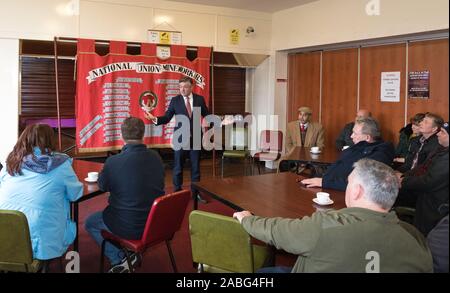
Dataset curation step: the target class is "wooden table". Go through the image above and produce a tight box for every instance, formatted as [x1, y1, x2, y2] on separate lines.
[72, 159, 105, 251]
[280, 147, 341, 175]
[283, 146, 341, 165]
[193, 172, 346, 219]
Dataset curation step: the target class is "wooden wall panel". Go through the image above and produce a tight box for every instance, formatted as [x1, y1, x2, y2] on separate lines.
[359, 44, 407, 144]
[20, 57, 75, 118]
[407, 39, 449, 121]
[213, 67, 246, 115]
[287, 52, 321, 123]
[321, 49, 358, 149]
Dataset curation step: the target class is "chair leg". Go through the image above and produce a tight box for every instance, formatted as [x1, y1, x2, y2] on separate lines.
[40, 260, 49, 273]
[197, 263, 204, 273]
[123, 249, 134, 273]
[100, 240, 106, 273]
[58, 256, 64, 272]
[257, 160, 261, 174]
[251, 157, 254, 175]
[221, 156, 224, 178]
[244, 157, 247, 176]
[166, 240, 178, 273]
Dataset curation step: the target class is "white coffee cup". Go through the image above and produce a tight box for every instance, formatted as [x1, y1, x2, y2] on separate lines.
[311, 146, 320, 153]
[87, 172, 99, 181]
[316, 192, 330, 204]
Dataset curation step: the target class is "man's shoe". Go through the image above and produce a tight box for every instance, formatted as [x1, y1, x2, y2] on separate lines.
[108, 252, 141, 273]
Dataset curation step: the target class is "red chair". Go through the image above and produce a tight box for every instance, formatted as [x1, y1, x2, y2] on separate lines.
[253, 130, 283, 174]
[99, 190, 191, 273]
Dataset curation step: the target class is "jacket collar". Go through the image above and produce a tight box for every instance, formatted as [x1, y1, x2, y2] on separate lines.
[340, 207, 399, 222]
[122, 143, 147, 152]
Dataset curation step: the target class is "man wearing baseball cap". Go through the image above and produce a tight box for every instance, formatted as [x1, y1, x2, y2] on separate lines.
[285, 106, 325, 154]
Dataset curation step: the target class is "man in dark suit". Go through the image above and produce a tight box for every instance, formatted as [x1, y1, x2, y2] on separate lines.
[145, 77, 209, 203]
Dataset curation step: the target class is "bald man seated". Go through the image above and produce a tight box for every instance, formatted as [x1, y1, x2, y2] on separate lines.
[335, 109, 371, 151]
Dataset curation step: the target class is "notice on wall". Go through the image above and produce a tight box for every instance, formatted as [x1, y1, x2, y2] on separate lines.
[408, 70, 430, 99]
[230, 29, 240, 45]
[148, 30, 182, 45]
[380, 71, 401, 102]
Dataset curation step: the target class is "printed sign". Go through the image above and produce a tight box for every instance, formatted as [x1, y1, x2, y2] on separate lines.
[230, 29, 239, 45]
[380, 71, 401, 102]
[408, 70, 430, 99]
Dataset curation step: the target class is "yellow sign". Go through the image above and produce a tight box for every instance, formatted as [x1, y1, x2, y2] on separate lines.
[230, 29, 239, 45]
[159, 32, 170, 44]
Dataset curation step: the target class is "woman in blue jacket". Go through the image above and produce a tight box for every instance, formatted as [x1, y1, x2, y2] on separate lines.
[0, 124, 83, 260]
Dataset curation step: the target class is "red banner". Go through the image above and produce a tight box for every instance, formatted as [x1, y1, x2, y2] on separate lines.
[75, 39, 211, 152]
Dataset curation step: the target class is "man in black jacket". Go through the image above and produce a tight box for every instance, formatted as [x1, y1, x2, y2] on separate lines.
[302, 117, 395, 191]
[335, 109, 371, 151]
[397, 122, 449, 236]
[397, 113, 442, 173]
[85, 117, 165, 272]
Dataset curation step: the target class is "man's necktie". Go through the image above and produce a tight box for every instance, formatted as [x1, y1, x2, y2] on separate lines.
[300, 124, 306, 146]
[185, 96, 192, 118]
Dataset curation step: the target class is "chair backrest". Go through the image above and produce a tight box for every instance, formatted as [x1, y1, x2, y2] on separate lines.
[0, 210, 34, 267]
[224, 126, 249, 150]
[189, 210, 257, 273]
[140, 190, 191, 247]
[260, 130, 283, 152]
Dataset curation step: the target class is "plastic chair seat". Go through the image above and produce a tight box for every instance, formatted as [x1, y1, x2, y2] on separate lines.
[223, 150, 249, 158]
[201, 245, 270, 273]
[0, 259, 43, 273]
[252, 130, 283, 174]
[253, 151, 281, 161]
[101, 231, 147, 253]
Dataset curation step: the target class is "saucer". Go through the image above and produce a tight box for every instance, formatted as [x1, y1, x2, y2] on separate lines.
[312, 198, 334, 205]
[84, 177, 97, 183]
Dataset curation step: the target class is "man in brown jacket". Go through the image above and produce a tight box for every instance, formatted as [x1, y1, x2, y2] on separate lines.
[285, 106, 325, 154]
[234, 158, 433, 273]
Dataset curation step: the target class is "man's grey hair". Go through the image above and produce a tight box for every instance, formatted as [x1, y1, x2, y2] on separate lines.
[355, 117, 381, 140]
[352, 158, 399, 210]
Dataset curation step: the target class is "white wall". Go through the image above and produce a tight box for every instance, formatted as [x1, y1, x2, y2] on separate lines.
[79, 1, 154, 42]
[0, 38, 19, 163]
[271, 0, 449, 50]
[0, 0, 272, 53]
[0, 0, 79, 39]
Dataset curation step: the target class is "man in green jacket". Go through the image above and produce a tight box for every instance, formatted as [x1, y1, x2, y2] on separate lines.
[234, 158, 433, 273]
